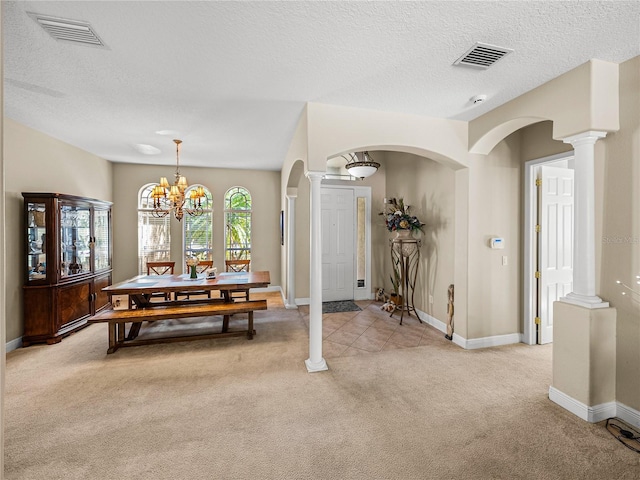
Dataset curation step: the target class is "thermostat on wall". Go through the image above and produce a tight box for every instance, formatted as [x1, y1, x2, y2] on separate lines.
[490, 237, 504, 249]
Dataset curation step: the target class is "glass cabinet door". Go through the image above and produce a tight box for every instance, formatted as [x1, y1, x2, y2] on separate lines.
[93, 208, 111, 271]
[60, 203, 91, 278]
[26, 202, 47, 282]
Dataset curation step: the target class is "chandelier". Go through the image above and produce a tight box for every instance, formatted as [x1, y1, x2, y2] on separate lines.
[151, 139, 205, 221]
[342, 151, 380, 179]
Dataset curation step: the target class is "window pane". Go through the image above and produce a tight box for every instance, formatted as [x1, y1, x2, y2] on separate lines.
[138, 184, 170, 274]
[224, 187, 251, 261]
[184, 185, 213, 267]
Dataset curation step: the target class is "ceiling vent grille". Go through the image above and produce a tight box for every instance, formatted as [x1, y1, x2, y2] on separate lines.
[28, 12, 106, 48]
[454, 42, 513, 69]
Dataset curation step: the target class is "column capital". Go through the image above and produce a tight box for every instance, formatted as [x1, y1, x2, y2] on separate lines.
[305, 171, 325, 182]
[562, 130, 607, 147]
[286, 187, 298, 199]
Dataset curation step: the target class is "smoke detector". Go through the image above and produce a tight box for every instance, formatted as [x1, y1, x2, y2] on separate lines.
[470, 94, 487, 105]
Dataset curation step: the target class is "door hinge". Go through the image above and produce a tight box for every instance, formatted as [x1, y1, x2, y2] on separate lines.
[535, 178, 542, 187]
[535, 224, 541, 233]
[535, 271, 541, 279]
[535, 317, 541, 325]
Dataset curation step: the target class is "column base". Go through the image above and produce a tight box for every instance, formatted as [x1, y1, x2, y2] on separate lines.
[560, 292, 609, 309]
[305, 357, 328, 373]
[284, 301, 298, 310]
[552, 302, 616, 410]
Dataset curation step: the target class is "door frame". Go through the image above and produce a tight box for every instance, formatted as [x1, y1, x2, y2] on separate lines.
[320, 181, 372, 301]
[523, 152, 573, 345]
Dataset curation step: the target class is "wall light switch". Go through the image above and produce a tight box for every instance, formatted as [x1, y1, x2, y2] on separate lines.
[502, 256, 508, 266]
[429, 294, 434, 304]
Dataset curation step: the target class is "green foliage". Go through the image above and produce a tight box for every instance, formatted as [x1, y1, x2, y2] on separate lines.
[225, 187, 251, 260]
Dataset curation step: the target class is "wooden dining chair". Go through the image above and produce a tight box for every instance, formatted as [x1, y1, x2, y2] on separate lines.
[225, 259, 251, 301]
[175, 261, 214, 300]
[225, 259, 250, 273]
[146, 261, 175, 275]
[146, 261, 175, 300]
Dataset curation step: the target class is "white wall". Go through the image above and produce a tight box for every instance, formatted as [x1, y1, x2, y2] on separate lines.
[466, 134, 522, 338]
[384, 152, 456, 321]
[111, 163, 282, 286]
[3, 119, 113, 342]
[600, 56, 640, 412]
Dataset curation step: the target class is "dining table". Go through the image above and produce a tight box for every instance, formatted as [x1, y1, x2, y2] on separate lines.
[102, 270, 271, 308]
[89, 271, 271, 353]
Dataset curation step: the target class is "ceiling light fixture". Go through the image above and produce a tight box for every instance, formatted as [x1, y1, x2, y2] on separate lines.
[150, 139, 205, 221]
[342, 151, 380, 179]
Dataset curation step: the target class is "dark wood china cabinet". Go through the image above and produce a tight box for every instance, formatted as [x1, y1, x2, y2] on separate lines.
[22, 193, 113, 346]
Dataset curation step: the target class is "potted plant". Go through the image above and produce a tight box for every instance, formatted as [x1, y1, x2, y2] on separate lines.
[379, 197, 424, 239]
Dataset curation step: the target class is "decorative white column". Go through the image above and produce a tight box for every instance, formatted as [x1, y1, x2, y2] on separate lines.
[285, 190, 297, 309]
[305, 171, 328, 372]
[560, 131, 609, 309]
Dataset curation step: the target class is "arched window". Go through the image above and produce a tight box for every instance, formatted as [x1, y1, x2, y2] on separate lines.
[138, 183, 170, 274]
[224, 186, 251, 260]
[183, 184, 213, 267]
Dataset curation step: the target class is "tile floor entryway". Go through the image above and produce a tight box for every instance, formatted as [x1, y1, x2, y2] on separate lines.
[299, 300, 446, 358]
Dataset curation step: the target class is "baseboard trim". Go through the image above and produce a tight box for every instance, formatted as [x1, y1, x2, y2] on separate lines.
[424, 329, 522, 351]
[295, 297, 310, 306]
[549, 386, 617, 423]
[415, 308, 447, 334]
[6, 336, 22, 353]
[252, 285, 282, 293]
[617, 402, 640, 428]
[453, 332, 521, 350]
[452, 333, 466, 348]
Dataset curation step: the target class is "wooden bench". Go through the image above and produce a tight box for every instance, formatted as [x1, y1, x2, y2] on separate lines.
[89, 300, 267, 354]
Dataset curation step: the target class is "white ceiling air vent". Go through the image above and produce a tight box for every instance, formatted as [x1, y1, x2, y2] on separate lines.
[453, 42, 513, 69]
[28, 12, 106, 48]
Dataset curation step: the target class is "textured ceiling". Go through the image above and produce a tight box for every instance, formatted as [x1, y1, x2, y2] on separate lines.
[4, 1, 640, 170]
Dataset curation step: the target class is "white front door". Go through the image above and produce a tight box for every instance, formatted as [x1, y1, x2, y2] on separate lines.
[321, 187, 354, 301]
[537, 165, 574, 344]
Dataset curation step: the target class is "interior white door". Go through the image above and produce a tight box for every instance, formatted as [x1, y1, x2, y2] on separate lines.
[321, 188, 354, 301]
[537, 165, 574, 344]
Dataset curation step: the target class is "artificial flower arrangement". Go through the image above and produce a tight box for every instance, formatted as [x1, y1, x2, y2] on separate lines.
[379, 197, 424, 232]
[186, 255, 199, 279]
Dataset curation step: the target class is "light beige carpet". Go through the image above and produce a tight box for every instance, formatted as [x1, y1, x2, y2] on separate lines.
[5, 294, 639, 479]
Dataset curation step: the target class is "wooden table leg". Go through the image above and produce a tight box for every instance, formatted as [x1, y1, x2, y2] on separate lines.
[127, 322, 142, 340]
[117, 322, 125, 343]
[247, 311, 254, 340]
[222, 314, 230, 333]
[107, 323, 118, 354]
